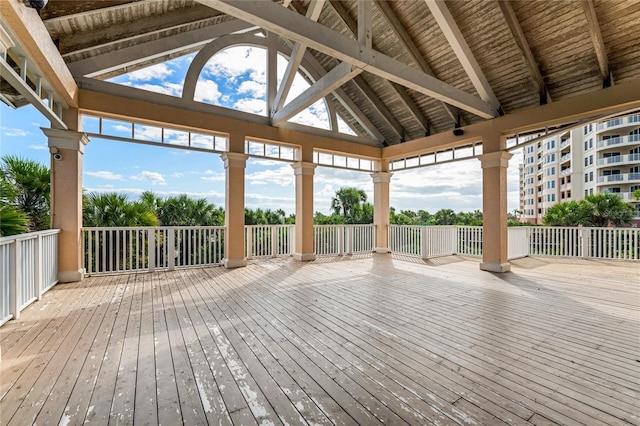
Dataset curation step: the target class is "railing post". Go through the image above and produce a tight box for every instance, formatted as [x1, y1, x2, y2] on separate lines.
[12, 239, 21, 320]
[346, 226, 353, 255]
[246, 227, 253, 259]
[290, 226, 296, 255]
[36, 234, 43, 301]
[580, 226, 589, 259]
[167, 228, 175, 271]
[337, 226, 344, 255]
[272, 226, 278, 258]
[148, 229, 155, 273]
[421, 226, 429, 260]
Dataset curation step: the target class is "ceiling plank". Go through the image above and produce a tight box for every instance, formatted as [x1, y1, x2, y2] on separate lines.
[272, 0, 325, 115]
[273, 62, 362, 125]
[424, 0, 501, 112]
[581, 0, 611, 87]
[195, 0, 497, 119]
[66, 19, 254, 78]
[374, 0, 462, 126]
[353, 75, 405, 140]
[497, 0, 551, 104]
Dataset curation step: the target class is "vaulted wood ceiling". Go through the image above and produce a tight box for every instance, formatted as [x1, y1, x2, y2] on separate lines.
[31, 0, 640, 146]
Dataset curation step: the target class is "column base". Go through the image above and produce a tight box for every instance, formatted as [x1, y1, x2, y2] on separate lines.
[480, 262, 511, 273]
[374, 247, 391, 254]
[293, 252, 316, 261]
[223, 258, 247, 269]
[58, 268, 85, 283]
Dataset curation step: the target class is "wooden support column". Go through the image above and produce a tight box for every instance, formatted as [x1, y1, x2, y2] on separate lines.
[291, 161, 316, 261]
[478, 150, 513, 273]
[371, 169, 393, 253]
[222, 133, 248, 268]
[42, 127, 89, 282]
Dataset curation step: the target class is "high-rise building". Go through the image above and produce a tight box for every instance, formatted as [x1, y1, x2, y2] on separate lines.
[520, 113, 640, 225]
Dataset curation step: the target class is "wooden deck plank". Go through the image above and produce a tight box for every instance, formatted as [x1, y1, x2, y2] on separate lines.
[0, 255, 637, 426]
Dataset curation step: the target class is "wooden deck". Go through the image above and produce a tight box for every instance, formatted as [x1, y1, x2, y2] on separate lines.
[1, 255, 638, 425]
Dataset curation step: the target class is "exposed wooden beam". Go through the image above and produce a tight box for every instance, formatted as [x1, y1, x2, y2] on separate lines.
[66, 19, 255, 78]
[266, 32, 278, 115]
[581, 0, 611, 87]
[374, 0, 462, 126]
[1, 0, 77, 107]
[42, 0, 157, 26]
[272, 62, 362, 125]
[328, 0, 431, 136]
[357, 0, 372, 49]
[425, 0, 501, 112]
[195, 0, 497, 119]
[272, 0, 325, 115]
[498, 0, 551, 104]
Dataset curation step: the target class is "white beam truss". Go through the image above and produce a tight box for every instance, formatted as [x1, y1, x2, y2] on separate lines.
[195, 0, 497, 119]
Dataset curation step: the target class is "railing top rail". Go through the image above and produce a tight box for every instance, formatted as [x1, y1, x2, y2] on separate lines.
[245, 224, 295, 229]
[82, 226, 226, 231]
[0, 229, 61, 244]
[314, 224, 375, 228]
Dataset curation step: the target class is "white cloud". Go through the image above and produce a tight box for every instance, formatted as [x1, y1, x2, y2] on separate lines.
[204, 46, 267, 84]
[121, 81, 182, 97]
[237, 80, 265, 98]
[28, 144, 47, 150]
[86, 171, 124, 180]
[126, 63, 174, 82]
[130, 171, 167, 185]
[233, 98, 266, 116]
[246, 165, 294, 187]
[194, 78, 222, 103]
[171, 172, 183, 178]
[2, 127, 28, 137]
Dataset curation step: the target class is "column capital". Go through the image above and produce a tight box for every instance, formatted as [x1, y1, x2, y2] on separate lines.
[370, 171, 393, 183]
[478, 151, 513, 169]
[221, 152, 249, 169]
[291, 161, 316, 175]
[42, 128, 89, 153]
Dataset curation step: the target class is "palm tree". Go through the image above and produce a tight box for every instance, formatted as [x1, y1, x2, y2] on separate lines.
[331, 187, 371, 223]
[83, 193, 158, 227]
[584, 193, 635, 227]
[0, 155, 50, 231]
[0, 177, 28, 236]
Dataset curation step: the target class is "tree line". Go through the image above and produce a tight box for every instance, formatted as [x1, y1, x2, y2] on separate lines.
[2, 156, 637, 236]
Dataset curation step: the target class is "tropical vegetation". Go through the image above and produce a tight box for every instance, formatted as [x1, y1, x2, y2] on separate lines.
[1, 156, 50, 236]
[542, 193, 635, 227]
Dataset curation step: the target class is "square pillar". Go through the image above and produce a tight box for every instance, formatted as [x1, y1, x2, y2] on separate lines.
[291, 162, 316, 261]
[371, 171, 393, 253]
[221, 151, 248, 268]
[478, 151, 513, 273]
[42, 128, 90, 283]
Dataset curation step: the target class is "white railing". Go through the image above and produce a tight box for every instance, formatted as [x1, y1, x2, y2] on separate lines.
[246, 225, 295, 258]
[83, 226, 225, 275]
[314, 224, 375, 256]
[388, 225, 640, 261]
[0, 230, 60, 325]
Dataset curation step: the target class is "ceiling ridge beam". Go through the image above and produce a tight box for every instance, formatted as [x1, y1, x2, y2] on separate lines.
[425, 0, 502, 112]
[581, 0, 611, 87]
[272, 0, 325, 116]
[374, 0, 462, 127]
[195, 0, 497, 119]
[498, 0, 551, 105]
[272, 62, 362, 125]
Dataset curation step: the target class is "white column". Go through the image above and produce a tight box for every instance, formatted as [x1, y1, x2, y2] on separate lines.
[42, 128, 90, 282]
[291, 161, 316, 261]
[371, 171, 393, 253]
[478, 151, 513, 273]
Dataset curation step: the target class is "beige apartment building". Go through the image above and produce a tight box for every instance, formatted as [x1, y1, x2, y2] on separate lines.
[520, 113, 640, 224]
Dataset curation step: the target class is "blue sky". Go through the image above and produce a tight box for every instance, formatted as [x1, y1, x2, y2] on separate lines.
[0, 45, 523, 215]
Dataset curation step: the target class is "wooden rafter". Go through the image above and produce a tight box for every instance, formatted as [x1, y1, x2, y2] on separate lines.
[581, 0, 611, 87]
[498, 0, 551, 104]
[425, 0, 502, 113]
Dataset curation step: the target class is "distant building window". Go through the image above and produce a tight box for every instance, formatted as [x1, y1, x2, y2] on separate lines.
[585, 173, 589, 183]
